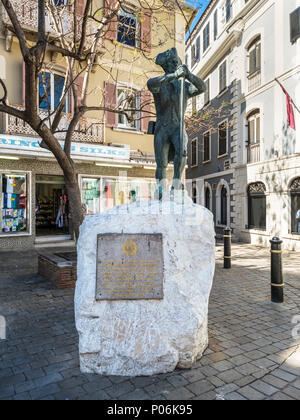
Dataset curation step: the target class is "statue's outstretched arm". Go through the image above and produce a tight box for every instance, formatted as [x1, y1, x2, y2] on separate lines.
[147, 68, 182, 93]
[186, 72, 206, 98]
[147, 74, 176, 93]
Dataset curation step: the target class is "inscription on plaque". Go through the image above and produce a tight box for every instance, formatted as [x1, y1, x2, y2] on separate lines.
[96, 234, 164, 300]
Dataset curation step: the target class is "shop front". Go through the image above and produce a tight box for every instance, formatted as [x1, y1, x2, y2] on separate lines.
[0, 134, 157, 250]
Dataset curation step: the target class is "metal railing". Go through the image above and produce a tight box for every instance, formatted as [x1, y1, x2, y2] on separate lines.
[247, 142, 260, 163]
[3, 106, 104, 143]
[2, 0, 101, 49]
[248, 71, 261, 92]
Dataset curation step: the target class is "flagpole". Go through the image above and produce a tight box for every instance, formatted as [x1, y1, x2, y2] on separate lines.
[275, 78, 300, 115]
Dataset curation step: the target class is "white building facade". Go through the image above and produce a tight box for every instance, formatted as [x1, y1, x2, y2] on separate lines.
[186, 0, 300, 250]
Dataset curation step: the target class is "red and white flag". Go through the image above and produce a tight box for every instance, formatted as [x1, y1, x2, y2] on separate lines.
[276, 79, 296, 130]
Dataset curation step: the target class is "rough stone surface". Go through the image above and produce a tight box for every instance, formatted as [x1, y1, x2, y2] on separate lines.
[75, 196, 215, 376]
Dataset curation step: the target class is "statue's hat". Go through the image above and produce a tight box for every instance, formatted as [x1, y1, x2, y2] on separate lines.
[155, 48, 182, 68]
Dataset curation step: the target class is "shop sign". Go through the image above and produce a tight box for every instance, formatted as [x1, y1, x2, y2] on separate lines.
[0, 135, 130, 161]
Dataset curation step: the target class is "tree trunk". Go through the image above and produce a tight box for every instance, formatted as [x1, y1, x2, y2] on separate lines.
[63, 168, 84, 241]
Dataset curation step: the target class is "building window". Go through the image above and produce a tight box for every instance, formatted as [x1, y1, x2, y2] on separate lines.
[117, 87, 140, 130]
[291, 178, 300, 234]
[1, 173, 28, 235]
[39, 72, 69, 113]
[214, 9, 218, 40]
[226, 0, 232, 23]
[203, 22, 210, 52]
[205, 185, 211, 210]
[204, 78, 210, 105]
[220, 185, 228, 225]
[203, 131, 210, 163]
[54, 0, 66, 6]
[290, 7, 300, 44]
[248, 36, 261, 91]
[191, 138, 198, 167]
[247, 110, 260, 145]
[248, 182, 266, 230]
[219, 60, 227, 93]
[118, 6, 138, 47]
[218, 121, 228, 157]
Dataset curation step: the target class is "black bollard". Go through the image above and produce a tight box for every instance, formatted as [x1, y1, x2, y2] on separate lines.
[223, 227, 232, 269]
[270, 237, 284, 303]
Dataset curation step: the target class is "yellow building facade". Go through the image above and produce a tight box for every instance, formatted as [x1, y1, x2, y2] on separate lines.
[0, 0, 195, 248]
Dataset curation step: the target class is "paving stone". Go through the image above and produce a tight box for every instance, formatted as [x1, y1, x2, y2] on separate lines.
[237, 386, 266, 400]
[30, 383, 61, 400]
[212, 360, 235, 372]
[270, 392, 294, 401]
[186, 380, 214, 396]
[272, 369, 297, 382]
[165, 387, 195, 400]
[181, 368, 205, 383]
[281, 386, 300, 399]
[250, 380, 278, 396]
[225, 392, 247, 400]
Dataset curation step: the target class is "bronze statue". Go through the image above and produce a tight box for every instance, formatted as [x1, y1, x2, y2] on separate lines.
[147, 48, 206, 196]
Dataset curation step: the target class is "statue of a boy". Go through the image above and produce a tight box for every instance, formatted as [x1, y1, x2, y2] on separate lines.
[147, 48, 206, 192]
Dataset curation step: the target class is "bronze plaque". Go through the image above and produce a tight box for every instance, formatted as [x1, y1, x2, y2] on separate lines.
[96, 234, 164, 301]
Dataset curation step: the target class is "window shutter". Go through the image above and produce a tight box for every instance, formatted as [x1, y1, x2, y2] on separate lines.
[196, 36, 200, 61]
[290, 7, 300, 43]
[140, 8, 152, 52]
[214, 9, 218, 40]
[104, 0, 119, 41]
[256, 43, 261, 70]
[141, 90, 152, 133]
[76, 0, 85, 16]
[249, 48, 256, 74]
[104, 82, 117, 128]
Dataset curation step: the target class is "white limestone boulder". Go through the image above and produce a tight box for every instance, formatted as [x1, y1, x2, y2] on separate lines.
[75, 195, 215, 376]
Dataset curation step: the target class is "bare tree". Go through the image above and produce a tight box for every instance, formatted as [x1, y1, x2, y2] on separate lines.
[0, 0, 191, 239]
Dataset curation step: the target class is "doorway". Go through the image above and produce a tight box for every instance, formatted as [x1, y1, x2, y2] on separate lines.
[36, 175, 70, 237]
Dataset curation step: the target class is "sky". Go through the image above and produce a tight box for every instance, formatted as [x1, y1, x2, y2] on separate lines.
[186, 0, 211, 40]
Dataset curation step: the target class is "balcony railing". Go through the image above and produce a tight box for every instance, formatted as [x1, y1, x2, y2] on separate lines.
[3, 106, 104, 143]
[247, 142, 260, 163]
[248, 71, 261, 92]
[2, 0, 101, 49]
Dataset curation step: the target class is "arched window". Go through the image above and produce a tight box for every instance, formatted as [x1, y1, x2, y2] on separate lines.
[205, 186, 211, 210]
[220, 186, 227, 226]
[248, 182, 266, 230]
[290, 178, 300, 234]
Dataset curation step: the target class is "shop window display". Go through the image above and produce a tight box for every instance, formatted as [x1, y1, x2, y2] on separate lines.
[81, 176, 156, 215]
[1, 173, 27, 234]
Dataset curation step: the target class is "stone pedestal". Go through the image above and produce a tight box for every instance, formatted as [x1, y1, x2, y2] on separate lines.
[75, 196, 215, 376]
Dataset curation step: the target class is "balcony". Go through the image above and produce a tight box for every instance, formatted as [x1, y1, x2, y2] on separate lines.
[2, 106, 104, 143]
[248, 71, 261, 93]
[247, 142, 260, 163]
[2, 0, 101, 50]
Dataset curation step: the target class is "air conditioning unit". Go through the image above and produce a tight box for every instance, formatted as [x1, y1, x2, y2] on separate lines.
[224, 160, 231, 170]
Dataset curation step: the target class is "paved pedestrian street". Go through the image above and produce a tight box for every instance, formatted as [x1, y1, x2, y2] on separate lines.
[0, 244, 299, 401]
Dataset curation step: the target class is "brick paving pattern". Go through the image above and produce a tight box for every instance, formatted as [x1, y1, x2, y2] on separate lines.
[0, 244, 299, 400]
